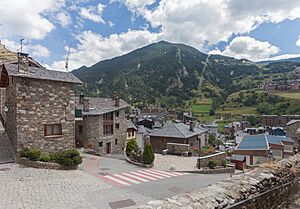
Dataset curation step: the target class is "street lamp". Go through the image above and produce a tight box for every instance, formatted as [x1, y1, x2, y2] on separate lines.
[198, 134, 201, 169]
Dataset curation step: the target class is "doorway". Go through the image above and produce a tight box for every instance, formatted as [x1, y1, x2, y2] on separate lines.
[106, 142, 111, 154]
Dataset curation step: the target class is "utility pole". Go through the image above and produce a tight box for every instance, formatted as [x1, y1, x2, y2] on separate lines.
[198, 134, 201, 169]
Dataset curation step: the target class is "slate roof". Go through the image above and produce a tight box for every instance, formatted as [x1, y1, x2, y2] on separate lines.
[148, 122, 207, 139]
[75, 97, 130, 116]
[127, 120, 137, 130]
[236, 134, 294, 150]
[3, 64, 82, 84]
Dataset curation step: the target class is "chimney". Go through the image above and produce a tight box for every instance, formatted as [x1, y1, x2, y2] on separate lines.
[79, 94, 84, 104]
[112, 91, 117, 100]
[115, 96, 120, 107]
[83, 99, 89, 112]
[17, 52, 29, 73]
[190, 121, 195, 132]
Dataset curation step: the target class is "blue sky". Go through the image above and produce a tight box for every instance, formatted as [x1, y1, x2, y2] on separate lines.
[0, 0, 300, 71]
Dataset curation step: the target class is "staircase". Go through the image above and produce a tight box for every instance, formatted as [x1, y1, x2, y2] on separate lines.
[0, 121, 15, 164]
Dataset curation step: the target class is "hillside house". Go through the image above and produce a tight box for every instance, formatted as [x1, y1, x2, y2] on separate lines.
[233, 135, 294, 166]
[75, 95, 129, 155]
[0, 52, 82, 155]
[148, 122, 208, 154]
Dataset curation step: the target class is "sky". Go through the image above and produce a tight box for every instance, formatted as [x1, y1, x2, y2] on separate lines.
[0, 0, 300, 71]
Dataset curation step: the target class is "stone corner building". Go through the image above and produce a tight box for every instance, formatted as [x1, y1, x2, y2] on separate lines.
[0, 52, 82, 155]
[75, 95, 129, 155]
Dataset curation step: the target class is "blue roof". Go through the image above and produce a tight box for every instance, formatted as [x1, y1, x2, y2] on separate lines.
[236, 135, 268, 150]
[236, 134, 294, 151]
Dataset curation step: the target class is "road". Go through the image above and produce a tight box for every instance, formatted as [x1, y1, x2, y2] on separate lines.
[79, 154, 230, 209]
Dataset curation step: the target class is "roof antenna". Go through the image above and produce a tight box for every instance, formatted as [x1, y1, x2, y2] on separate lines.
[20, 38, 24, 53]
[65, 43, 71, 72]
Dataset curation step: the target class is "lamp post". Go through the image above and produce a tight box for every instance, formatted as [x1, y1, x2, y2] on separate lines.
[198, 134, 201, 169]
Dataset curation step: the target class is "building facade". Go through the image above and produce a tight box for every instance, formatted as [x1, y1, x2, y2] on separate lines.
[286, 120, 300, 146]
[0, 53, 82, 154]
[75, 96, 129, 155]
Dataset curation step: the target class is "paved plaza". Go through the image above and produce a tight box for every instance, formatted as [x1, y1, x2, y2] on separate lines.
[0, 154, 229, 209]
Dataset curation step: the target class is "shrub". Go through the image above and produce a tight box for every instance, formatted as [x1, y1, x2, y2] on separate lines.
[143, 143, 155, 165]
[27, 148, 41, 161]
[20, 147, 30, 157]
[126, 139, 139, 158]
[54, 149, 82, 166]
[221, 159, 228, 167]
[208, 160, 217, 169]
[40, 154, 51, 162]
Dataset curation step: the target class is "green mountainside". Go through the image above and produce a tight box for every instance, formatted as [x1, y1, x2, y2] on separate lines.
[72, 41, 300, 114]
[72, 41, 263, 108]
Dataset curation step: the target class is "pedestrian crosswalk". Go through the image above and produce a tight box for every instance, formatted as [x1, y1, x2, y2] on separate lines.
[102, 169, 188, 186]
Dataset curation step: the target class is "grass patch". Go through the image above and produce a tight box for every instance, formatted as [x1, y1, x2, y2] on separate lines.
[216, 106, 258, 115]
[192, 104, 212, 113]
[270, 91, 300, 101]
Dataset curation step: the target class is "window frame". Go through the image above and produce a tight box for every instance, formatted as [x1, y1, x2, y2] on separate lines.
[44, 124, 63, 137]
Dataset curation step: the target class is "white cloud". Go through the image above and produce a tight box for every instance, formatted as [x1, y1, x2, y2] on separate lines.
[262, 54, 300, 61]
[1, 39, 50, 58]
[209, 36, 280, 61]
[297, 36, 300, 47]
[115, 0, 300, 49]
[55, 12, 71, 28]
[79, 3, 106, 23]
[50, 30, 160, 71]
[0, 0, 66, 40]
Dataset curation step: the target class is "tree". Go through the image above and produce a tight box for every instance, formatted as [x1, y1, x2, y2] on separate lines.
[143, 143, 155, 165]
[126, 139, 139, 158]
[209, 108, 215, 116]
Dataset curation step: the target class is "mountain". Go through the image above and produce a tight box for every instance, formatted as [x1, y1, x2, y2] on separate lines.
[258, 56, 300, 64]
[72, 41, 294, 108]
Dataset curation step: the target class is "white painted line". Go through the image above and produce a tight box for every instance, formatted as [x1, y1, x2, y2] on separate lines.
[137, 170, 165, 179]
[122, 173, 149, 182]
[150, 169, 178, 177]
[113, 174, 141, 184]
[145, 169, 172, 178]
[130, 171, 158, 180]
[170, 172, 186, 176]
[103, 175, 131, 186]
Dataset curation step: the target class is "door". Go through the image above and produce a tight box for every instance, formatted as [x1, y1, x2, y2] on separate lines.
[106, 142, 111, 154]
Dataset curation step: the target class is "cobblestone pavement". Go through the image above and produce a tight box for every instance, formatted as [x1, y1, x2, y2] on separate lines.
[0, 123, 14, 164]
[0, 163, 112, 209]
[153, 154, 199, 171]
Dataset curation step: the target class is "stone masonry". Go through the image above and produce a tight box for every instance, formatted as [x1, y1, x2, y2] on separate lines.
[76, 108, 127, 155]
[6, 77, 76, 154]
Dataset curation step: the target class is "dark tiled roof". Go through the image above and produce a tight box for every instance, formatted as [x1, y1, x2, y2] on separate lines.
[75, 97, 130, 116]
[149, 122, 207, 139]
[4, 64, 82, 84]
[127, 120, 137, 130]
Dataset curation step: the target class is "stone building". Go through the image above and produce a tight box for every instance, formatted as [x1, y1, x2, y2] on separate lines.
[148, 122, 208, 154]
[75, 95, 129, 155]
[261, 115, 300, 127]
[0, 53, 82, 155]
[286, 120, 300, 146]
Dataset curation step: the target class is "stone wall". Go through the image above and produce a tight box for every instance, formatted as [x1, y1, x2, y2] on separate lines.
[197, 152, 227, 168]
[139, 154, 300, 209]
[167, 143, 190, 155]
[7, 77, 76, 154]
[75, 109, 127, 155]
[286, 121, 300, 146]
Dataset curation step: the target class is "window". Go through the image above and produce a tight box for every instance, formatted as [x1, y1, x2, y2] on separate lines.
[44, 124, 62, 136]
[103, 112, 113, 121]
[115, 111, 119, 117]
[103, 125, 114, 135]
[99, 141, 103, 147]
[115, 139, 118, 145]
[115, 123, 120, 130]
[79, 125, 83, 133]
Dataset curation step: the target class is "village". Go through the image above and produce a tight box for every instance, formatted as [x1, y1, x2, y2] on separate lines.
[0, 40, 300, 209]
